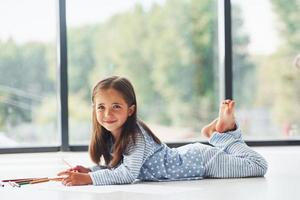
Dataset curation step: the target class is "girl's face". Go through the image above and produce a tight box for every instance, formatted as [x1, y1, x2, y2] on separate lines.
[94, 88, 135, 138]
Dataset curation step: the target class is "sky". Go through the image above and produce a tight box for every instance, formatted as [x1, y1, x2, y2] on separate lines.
[234, 0, 280, 54]
[0, 0, 165, 44]
[0, 0, 279, 55]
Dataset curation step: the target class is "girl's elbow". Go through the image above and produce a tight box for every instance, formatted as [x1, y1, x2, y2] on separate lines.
[261, 161, 268, 176]
[123, 176, 136, 184]
[257, 157, 268, 176]
[123, 171, 138, 184]
[129, 172, 139, 183]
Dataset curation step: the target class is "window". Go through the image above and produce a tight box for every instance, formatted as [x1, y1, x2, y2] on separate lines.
[67, 0, 219, 144]
[1, 0, 298, 152]
[0, 0, 58, 148]
[232, 0, 300, 140]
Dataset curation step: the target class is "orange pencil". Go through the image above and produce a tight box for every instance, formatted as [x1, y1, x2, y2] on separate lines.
[48, 177, 64, 181]
[29, 177, 64, 184]
[29, 178, 49, 184]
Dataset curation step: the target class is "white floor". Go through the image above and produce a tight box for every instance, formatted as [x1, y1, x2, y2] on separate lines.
[1, 146, 300, 200]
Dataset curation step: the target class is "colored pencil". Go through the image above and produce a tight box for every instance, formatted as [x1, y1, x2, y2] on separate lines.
[28, 177, 63, 184]
[9, 181, 20, 187]
[29, 178, 49, 184]
[15, 179, 37, 183]
[62, 158, 73, 168]
[1, 178, 40, 182]
[18, 182, 30, 186]
[62, 158, 79, 173]
[2, 177, 64, 187]
[48, 177, 64, 181]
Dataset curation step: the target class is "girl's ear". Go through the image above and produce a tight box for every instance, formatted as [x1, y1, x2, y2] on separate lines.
[128, 105, 136, 116]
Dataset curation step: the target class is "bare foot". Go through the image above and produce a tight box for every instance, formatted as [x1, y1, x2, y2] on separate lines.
[215, 99, 236, 133]
[201, 118, 218, 138]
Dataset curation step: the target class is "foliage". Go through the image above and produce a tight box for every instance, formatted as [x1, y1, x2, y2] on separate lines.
[256, 0, 300, 125]
[0, 0, 252, 143]
[0, 40, 54, 128]
[89, 0, 219, 128]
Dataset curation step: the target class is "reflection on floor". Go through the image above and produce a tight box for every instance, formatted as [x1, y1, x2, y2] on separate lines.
[1, 147, 300, 200]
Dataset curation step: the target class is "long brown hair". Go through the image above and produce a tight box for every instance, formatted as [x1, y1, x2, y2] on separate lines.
[89, 76, 161, 167]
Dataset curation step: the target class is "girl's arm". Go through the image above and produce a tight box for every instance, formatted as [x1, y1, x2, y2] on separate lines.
[89, 132, 146, 185]
[89, 165, 108, 172]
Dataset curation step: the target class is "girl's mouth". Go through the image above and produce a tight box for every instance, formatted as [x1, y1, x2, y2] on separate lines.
[104, 120, 117, 124]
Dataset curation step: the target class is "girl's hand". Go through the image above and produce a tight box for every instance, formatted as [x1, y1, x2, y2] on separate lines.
[57, 171, 93, 186]
[71, 165, 92, 173]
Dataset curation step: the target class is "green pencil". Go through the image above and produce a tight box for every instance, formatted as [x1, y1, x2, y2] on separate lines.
[18, 182, 30, 186]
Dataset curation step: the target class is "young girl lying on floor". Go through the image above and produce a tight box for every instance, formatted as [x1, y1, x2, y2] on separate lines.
[58, 76, 268, 186]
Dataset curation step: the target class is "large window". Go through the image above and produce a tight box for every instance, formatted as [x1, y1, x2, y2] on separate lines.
[67, 0, 220, 144]
[1, 0, 299, 152]
[232, 0, 300, 140]
[0, 0, 58, 148]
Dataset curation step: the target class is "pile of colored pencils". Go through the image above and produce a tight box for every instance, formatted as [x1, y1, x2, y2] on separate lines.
[1, 177, 63, 187]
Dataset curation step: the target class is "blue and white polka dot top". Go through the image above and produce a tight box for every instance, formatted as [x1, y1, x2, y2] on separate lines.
[89, 122, 205, 185]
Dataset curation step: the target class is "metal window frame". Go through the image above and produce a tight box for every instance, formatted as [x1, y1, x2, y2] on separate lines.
[57, 0, 69, 151]
[0, 0, 299, 154]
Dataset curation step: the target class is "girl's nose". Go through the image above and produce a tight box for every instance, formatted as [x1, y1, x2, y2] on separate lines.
[104, 108, 112, 117]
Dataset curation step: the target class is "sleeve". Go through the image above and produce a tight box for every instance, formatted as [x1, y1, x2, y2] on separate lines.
[89, 165, 108, 172]
[209, 121, 243, 149]
[88, 132, 146, 185]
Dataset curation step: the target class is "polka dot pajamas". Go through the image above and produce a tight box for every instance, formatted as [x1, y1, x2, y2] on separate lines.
[89, 123, 268, 185]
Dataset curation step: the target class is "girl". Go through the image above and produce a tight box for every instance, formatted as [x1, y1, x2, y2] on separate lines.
[58, 76, 268, 186]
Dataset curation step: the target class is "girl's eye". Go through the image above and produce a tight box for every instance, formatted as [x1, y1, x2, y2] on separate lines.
[112, 105, 121, 109]
[97, 105, 105, 111]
